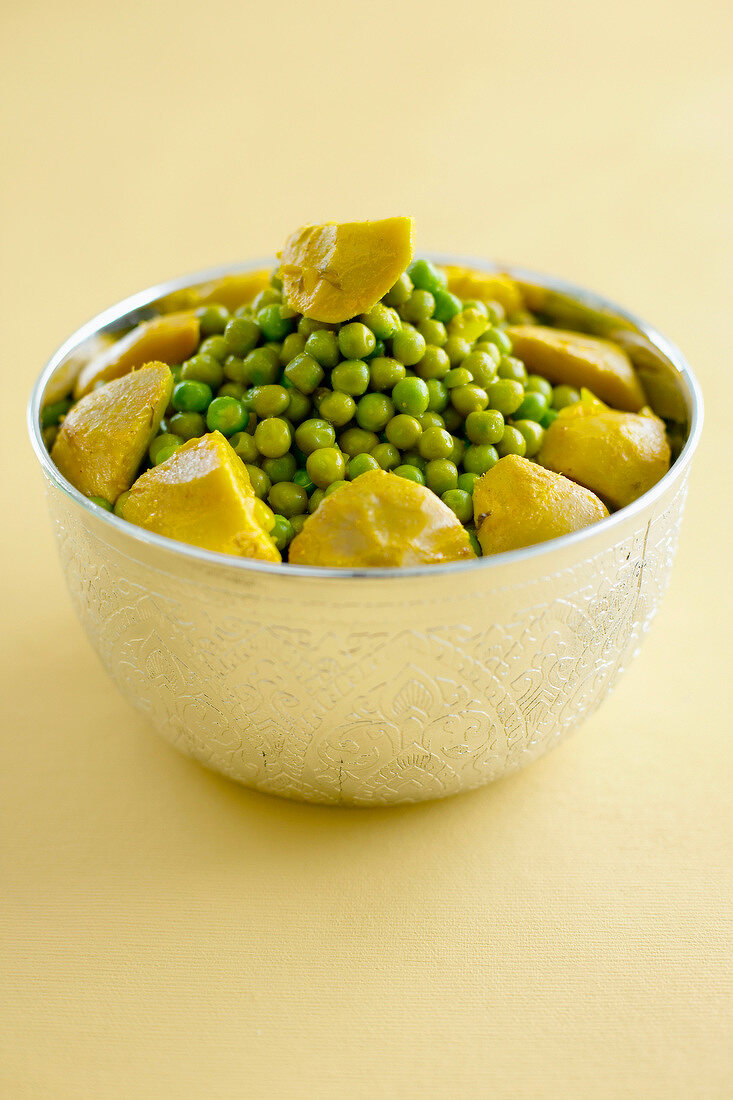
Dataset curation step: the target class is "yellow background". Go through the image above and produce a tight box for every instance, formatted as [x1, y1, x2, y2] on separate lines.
[2, 1, 731, 1096]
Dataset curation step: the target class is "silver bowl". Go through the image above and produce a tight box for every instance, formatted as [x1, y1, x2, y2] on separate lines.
[28, 258, 703, 805]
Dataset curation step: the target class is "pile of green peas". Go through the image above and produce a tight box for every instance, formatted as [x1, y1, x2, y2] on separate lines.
[144, 259, 581, 557]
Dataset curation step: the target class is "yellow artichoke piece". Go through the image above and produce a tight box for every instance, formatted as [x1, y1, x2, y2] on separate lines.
[155, 269, 272, 314]
[51, 361, 172, 503]
[118, 431, 281, 561]
[279, 218, 414, 323]
[289, 469, 475, 567]
[473, 455, 608, 555]
[74, 311, 200, 399]
[538, 399, 671, 510]
[506, 324, 646, 412]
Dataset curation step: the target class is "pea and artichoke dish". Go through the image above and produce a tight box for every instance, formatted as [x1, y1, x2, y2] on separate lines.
[42, 218, 681, 568]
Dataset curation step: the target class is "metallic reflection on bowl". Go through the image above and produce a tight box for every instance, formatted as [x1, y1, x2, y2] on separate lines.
[28, 258, 703, 805]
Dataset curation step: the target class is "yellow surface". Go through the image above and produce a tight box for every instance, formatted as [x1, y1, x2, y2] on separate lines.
[1, 1, 731, 1096]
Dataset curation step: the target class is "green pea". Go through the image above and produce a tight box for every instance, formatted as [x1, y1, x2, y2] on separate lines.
[482, 327, 513, 355]
[306, 447, 347, 488]
[199, 335, 230, 362]
[243, 346, 280, 386]
[318, 390, 357, 427]
[42, 426, 57, 450]
[465, 409, 505, 445]
[223, 355, 247, 383]
[252, 288, 281, 311]
[347, 453, 380, 479]
[254, 417, 291, 458]
[441, 489, 473, 523]
[113, 491, 130, 517]
[394, 464, 425, 485]
[451, 384, 489, 417]
[304, 329, 340, 368]
[233, 304, 254, 318]
[308, 488, 326, 513]
[552, 384, 581, 409]
[415, 345, 450, 380]
[324, 479, 349, 497]
[541, 407, 559, 428]
[442, 406, 463, 433]
[40, 397, 71, 428]
[224, 316, 260, 357]
[165, 411, 203, 441]
[262, 454, 297, 483]
[332, 359, 370, 396]
[269, 271, 283, 290]
[383, 272, 413, 306]
[256, 304, 294, 342]
[401, 450, 427, 472]
[356, 393, 394, 432]
[419, 426, 454, 460]
[284, 390, 310, 423]
[399, 289, 435, 324]
[419, 411, 445, 431]
[279, 332, 307, 365]
[512, 419, 545, 457]
[250, 385, 287, 418]
[196, 303, 230, 335]
[515, 391, 548, 422]
[289, 474, 314, 501]
[444, 367, 473, 389]
[408, 259, 447, 294]
[417, 318, 447, 347]
[230, 431, 259, 463]
[359, 302, 400, 339]
[385, 413, 422, 450]
[487, 379, 524, 416]
[339, 427, 380, 457]
[152, 443, 181, 466]
[463, 444, 499, 474]
[290, 513, 308, 536]
[245, 465, 271, 499]
[368, 356, 406, 391]
[269, 514, 294, 551]
[425, 378, 449, 413]
[497, 426, 527, 457]
[370, 442, 400, 470]
[425, 459, 458, 495]
[457, 471, 479, 493]
[461, 349, 497, 388]
[89, 495, 113, 512]
[297, 316, 332, 337]
[181, 354, 223, 388]
[206, 396, 248, 437]
[283, 352, 324, 394]
[172, 380, 213, 413]
[443, 336, 471, 367]
[218, 381, 247, 400]
[473, 341, 502, 368]
[523, 374, 553, 399]
[462, 299, 490, 318]
[268, 482, 308, 517]
[391, 325, 426, 366]
[449, 435, 465, 465]
[149, 432, 183, 464]
[432, 289, 462, 324]
[338, 322, 376, 360]
[365, 338, 386, 360]
[392, 377, 430, 417]
[497, 355, 527, 383]
[295, 418, 336, 454]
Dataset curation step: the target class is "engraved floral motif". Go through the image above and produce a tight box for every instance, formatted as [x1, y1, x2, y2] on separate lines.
[45, 475, 688, 805]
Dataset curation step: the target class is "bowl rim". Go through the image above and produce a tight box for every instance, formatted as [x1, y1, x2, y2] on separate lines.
[28, 254, 704, 581]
